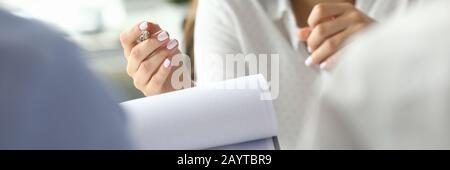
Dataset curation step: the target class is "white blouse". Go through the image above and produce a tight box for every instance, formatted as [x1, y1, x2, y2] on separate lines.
[194, 0, 421, 149]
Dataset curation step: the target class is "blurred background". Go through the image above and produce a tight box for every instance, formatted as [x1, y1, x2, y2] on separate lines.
[0, 0, 191, 101]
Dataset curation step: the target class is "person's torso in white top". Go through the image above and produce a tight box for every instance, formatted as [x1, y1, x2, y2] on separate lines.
[194, 0, 422, 149]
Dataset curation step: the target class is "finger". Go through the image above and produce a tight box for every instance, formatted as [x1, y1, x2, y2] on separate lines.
[307, 13, 352, 51]
[126, 31, 170, 77]
[298, 27, 312, 41]
[319, 50, 343, 70]
[133, 39, 178, 91]
[305, 27, 354, 67]
[308, 2, 353, 27]
[145, 58, 174, 95]
[120, 21, 162, 57]
[144, 40, 179, 95]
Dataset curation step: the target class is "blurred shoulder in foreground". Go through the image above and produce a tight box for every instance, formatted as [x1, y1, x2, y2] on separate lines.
[0, 10, 131, 149]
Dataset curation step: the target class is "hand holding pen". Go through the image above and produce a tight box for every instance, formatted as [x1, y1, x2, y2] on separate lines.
[120, 21, 180, 96]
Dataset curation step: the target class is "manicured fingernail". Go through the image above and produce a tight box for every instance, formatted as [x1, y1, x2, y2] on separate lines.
[307, 47, 313, 53]
[157, 31, 168, 41]
[320, 62, 327, 70]
[305, 56, 313, 66]
[163, 58, 171, 68]
[167, 39, 178, 49]
[139, 21, 148, 31]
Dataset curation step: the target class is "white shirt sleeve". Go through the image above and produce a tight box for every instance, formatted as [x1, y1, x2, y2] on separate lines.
[194, 0, 242, 84]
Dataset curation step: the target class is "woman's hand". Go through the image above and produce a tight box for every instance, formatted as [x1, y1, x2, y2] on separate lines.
[120, 21, 180, 96]
[299, 3, 375, 69]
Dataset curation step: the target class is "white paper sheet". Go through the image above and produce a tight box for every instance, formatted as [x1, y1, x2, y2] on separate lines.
[120, 74, 278, 150]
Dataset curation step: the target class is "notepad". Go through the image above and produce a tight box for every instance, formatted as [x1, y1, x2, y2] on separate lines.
[120, 74, 278, 150]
